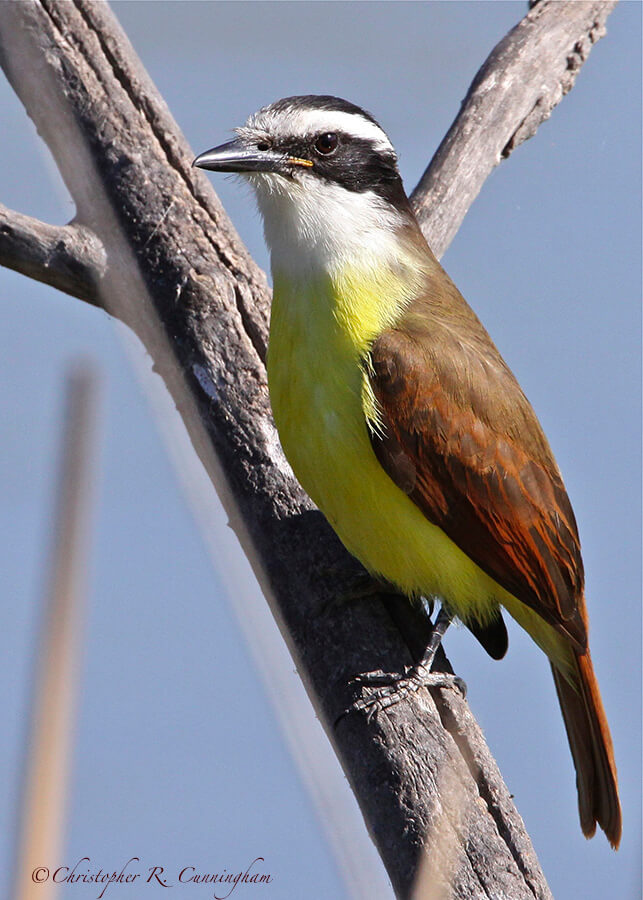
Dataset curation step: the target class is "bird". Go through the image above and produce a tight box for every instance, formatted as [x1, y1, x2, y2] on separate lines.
[194, 94, 621, 847]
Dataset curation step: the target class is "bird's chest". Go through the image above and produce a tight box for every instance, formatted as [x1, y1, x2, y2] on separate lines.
[266, 274, 373, 510]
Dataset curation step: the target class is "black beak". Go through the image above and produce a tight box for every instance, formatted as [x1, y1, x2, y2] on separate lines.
[193, 137, 288, 174]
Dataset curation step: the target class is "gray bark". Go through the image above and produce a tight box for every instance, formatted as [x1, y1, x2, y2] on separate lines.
[0, 1, 615, 897]
[411, 0, 617, 259]
[0, 203, 106, 305]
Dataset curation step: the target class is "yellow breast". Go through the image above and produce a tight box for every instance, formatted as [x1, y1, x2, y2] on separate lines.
[267, 262, 406, 522]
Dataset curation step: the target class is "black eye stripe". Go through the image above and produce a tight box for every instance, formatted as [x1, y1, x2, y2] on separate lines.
[276, 134, 404, 206]
[282, 133, 393, 162]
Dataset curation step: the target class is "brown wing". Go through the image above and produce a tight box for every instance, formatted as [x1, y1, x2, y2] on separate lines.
[367, 292, 587, 651]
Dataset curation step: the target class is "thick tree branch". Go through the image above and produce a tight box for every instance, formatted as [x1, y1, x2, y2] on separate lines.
[0, 1, 616, 897]
[412, 0, 617, 259]
[0, 204, 106, 305]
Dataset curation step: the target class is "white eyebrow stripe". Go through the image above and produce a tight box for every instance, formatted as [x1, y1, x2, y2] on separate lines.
[247, 107, 395, 155]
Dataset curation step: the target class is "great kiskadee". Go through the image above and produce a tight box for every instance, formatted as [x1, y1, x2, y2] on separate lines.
[194, 95, 621, 847]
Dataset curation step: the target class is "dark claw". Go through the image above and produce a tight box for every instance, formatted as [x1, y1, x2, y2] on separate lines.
[334, 603, 464, 727]
[335, 666, 467, 727]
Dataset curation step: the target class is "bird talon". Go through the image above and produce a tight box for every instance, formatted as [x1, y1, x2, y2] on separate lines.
[340, 665, 467, 724]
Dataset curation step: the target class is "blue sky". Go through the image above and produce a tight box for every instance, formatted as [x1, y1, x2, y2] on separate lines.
[1, 3, 640, 899]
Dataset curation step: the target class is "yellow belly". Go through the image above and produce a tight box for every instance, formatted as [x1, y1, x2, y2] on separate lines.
[266, 267, 573, 673]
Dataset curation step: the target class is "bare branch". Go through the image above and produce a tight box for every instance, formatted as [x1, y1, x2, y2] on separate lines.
[0, 204, 106, 305]
[412, 0, 617, 259]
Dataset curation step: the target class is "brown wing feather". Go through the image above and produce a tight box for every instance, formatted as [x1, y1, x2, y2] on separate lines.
[368, 292, 587, 650]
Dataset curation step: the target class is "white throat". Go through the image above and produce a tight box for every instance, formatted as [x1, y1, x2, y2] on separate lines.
[247, 172, 405, 281]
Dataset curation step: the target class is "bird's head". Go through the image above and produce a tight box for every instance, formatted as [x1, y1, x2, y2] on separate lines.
[194, 95, 419, 275]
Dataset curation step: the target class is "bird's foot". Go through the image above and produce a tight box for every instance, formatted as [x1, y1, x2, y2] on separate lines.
[339, 663, 467, 724]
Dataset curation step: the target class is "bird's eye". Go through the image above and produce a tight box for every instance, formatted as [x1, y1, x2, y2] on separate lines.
[257, 140, 272, 151]
[314, 133, 339, 156]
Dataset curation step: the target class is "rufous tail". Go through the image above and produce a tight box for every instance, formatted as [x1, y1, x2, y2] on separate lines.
[552, 648, 622, 848]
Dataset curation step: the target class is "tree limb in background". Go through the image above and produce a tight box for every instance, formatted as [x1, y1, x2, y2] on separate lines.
[0, 203, 106, 305]
[411, 0, 617, 258]
[0, 1, 615, 897]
